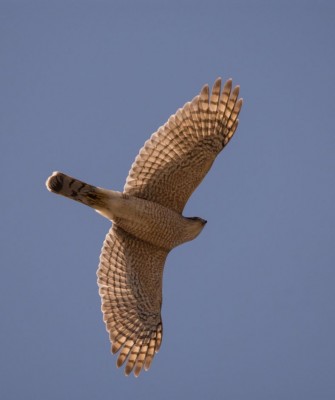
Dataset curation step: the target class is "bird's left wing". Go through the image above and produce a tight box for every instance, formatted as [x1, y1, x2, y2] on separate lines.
[124, 78, 243, 213]
[97, 225, 167, 377]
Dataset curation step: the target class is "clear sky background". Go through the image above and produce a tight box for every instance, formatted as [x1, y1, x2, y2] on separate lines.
[1, 1, 335, 399]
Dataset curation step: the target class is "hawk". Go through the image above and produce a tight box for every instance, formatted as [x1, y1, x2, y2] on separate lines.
[46, 77, 243, 376]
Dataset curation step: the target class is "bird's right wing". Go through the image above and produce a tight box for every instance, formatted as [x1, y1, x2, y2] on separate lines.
[124, 78, 243, 213]
[97, 225, 168, 377]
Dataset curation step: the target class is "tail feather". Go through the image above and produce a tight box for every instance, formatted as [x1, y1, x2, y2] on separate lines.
[46, 171, 109, 210]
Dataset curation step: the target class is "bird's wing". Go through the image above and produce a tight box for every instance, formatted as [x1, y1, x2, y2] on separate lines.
[124, 78, 243, 213]
[97, 225, 168, 377]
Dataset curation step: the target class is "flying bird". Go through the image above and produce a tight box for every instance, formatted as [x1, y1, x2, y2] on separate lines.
[46, 77, 243, 376]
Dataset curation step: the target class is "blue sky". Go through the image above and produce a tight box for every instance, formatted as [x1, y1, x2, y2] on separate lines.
[1, 1, 335, 399]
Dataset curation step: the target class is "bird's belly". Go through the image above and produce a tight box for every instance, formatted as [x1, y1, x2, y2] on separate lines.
[112, 196, 186, 250]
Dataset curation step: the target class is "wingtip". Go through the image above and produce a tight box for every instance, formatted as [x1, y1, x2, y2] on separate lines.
[232, 85, 240, 97]
[200, 83, 210, 94]
[116, 357, 124, 369]
[124, 365, 132, 376]
[224, 78, 233, 90]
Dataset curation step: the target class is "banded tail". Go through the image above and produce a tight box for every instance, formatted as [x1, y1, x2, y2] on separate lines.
[46, 171, 111, 211]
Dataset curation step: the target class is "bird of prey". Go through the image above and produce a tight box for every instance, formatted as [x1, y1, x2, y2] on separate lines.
[46, 77, 243, 377]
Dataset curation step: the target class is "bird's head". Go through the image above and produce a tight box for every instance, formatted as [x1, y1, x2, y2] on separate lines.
[187, 216, 207, 226]
[183, 216, 207, 242]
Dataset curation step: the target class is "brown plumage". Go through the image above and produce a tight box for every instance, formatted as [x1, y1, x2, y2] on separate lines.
[46, 77, 243, 376]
